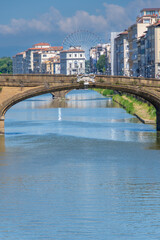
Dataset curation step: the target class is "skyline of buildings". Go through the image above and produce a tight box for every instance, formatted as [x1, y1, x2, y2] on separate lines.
[13, 7, 160, 78]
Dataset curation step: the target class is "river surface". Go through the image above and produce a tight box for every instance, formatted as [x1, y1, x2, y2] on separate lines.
[0, 90, 160, 240]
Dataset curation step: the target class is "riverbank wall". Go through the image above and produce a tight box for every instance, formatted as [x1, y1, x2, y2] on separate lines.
[95, 89, 156, 124]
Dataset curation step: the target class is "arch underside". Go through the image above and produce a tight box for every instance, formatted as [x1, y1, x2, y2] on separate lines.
[1, 83, 160, 117]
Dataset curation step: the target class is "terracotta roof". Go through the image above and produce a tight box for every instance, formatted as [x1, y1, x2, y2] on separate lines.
[33, 43, 50, 47]
[48, 47, 63, 50]
[16, 52, 25, 56]
[61, 49, 85, 53]
[28, 46, 63, 51]
[119, 31, 128, 35]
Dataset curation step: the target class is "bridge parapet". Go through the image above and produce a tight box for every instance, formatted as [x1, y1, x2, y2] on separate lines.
[95, 75, 160, 88]
[0, 74, 160, 88]
[0, 74, 77, 87]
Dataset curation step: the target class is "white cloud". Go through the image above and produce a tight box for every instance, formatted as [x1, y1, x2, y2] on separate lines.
[0, 1, 159, 38]
[58, 10, 108, 33]
[0, 7, 62, 35]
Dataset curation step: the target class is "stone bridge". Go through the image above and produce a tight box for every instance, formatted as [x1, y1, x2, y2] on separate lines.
[1, 74, 160, 134]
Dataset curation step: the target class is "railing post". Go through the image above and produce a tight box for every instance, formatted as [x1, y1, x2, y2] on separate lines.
[0, 116, 5, 134]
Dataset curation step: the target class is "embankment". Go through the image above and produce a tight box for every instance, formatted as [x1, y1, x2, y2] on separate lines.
[95, 89, 156, 124]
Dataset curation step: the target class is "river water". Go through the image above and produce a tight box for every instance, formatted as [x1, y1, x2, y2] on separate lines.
[0, 90, 160, 240]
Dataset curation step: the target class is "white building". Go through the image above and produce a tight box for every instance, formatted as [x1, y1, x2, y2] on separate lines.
[60, 47, 85, 75]
[110, 32, 120, 75]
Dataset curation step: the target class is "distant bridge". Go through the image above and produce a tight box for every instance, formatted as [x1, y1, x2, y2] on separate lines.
[1, 74, 160, 134]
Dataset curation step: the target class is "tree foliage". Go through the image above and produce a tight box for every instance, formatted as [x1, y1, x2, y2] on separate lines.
[97, 55, 106, 73]
[0, 57, 13, 74]
[85, 60, 90, 74]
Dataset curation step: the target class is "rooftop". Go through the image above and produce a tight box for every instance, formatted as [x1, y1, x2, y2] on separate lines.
[16, 52, 25, 56]
[61, 49, 85, 53]
[28, 46, 63, 51]
[141, 8, 160, 12]
[147, 21, 160, 28]
[32, 43, 51, 47]
[119, 31, 128, 35]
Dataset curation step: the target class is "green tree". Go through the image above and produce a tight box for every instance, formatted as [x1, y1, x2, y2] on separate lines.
[85, 60, 90, 74]
[0, 57, 13, 74]
[97, 55, 106, 73]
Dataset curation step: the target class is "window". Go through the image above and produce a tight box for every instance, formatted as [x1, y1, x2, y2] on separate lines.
[80, 63, 83, 68]
[74, 61, 78, 68]
[143, 19, 150, 23]
[75, 54, 77, 57]
[69, 63, 72, 68]
[69, 54, 72, 57]
[43, 54, 47, 57]
[80, 54, 82, 57]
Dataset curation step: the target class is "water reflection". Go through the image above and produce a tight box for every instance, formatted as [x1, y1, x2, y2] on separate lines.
[147, 132, 160, 150]
[36, 90, 118, 109]
[1, 90, 160, 239]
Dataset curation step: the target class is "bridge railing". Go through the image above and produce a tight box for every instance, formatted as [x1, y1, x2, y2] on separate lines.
[0, 74, 160, 88]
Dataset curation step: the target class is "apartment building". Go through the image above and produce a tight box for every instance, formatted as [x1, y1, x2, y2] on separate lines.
[128, 9, 159, 76]
[137, 34, 146, 77]
[13, 43, 63, 74]
[41, 56, 60, 74]
[60, 47, 85, 75]
[144, 22, 160, 78]
[115, 31, 129, 76]
[13, 52, 26, 74]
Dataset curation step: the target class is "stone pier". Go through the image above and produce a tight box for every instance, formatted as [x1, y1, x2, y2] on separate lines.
[52, 90, 70, 99]
[0, 135, 5, 152]
[0, 117, 5, 135]
[156, 109, 160, 131]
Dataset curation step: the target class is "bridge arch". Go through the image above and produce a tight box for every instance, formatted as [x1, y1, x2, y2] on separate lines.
[1, 81, 160, 133]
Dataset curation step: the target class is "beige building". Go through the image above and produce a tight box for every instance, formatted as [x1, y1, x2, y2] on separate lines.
[41, 56, 60, 74]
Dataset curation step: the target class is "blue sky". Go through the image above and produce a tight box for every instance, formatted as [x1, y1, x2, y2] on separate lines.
[0, 0, 159, 57]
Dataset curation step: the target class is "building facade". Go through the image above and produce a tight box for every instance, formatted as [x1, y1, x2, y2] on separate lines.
[115, 31, 129, 76]
[41, 56, 60, 74]
[144, 22, 160, 78]
[60, 47, 85, 75]
[13, 52, 26, 74]
[110, 32, 120, 75]
[128, 9, 159, 76]
[13, 43, 63, 74]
